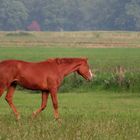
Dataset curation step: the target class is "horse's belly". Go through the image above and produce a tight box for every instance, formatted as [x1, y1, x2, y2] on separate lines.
[17, 77, 48, 90]
[20, 82, 46, 90]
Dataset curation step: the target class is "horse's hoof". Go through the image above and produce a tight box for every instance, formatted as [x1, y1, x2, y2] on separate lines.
[32, 112, 37, 119]
[16, 115, 21, 121]
[56, 118, 62, 126]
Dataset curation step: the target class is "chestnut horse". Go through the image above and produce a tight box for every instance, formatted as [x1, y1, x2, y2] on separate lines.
[0, 58, 93, 120]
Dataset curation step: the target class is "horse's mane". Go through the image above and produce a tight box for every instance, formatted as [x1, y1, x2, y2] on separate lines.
[47, 58, 87, 65]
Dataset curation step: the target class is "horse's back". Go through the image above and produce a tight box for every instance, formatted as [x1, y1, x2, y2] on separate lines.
[0, 59, 27, 73]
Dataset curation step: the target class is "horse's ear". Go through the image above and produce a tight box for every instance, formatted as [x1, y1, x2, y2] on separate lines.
[82, 57, 88, 61]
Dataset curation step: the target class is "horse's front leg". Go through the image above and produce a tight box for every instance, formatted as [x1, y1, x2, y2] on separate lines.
[32, 91, 49, 117]
[50, 89, 59, 120]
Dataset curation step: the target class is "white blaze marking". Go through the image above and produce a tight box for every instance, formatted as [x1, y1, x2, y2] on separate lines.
[89, 69, 93, 78]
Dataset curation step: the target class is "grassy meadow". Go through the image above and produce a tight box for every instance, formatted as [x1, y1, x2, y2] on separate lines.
[1, 91, 140, 140]
[0, 31, 140, 139]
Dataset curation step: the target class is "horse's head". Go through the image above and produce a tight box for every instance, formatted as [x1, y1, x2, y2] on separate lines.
[77, 58, 94, 81]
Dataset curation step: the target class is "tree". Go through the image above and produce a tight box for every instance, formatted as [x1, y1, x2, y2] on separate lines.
[0, 0, 28, 30]
[125, 0, 140, 30]
[27, 20, 41, 31]
[42, 0, 68, 31]
[0, 0, 139, 31]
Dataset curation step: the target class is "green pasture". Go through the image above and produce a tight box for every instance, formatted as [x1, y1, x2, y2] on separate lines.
[0, 47, 140, 70]
[0, 91, 140, 140]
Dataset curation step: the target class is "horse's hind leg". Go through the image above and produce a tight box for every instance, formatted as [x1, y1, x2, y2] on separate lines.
[50, 89, 59, 120]
[5, 83, 20, 120]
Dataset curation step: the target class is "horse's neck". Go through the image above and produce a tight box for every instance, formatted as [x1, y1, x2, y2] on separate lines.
[58, 61, 81, 77]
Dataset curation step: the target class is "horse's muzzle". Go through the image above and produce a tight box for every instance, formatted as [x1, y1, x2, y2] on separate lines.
[88, 71, 96, 81]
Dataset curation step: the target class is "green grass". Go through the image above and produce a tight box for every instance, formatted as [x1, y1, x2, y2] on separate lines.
[0, 91, 140, 140]
[0, 47, 140, 71]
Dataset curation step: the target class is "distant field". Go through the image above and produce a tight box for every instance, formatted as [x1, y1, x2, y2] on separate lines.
[0, 31, 140, 48]
[0, 47, 140, 71]
[0, 91, 140, 140]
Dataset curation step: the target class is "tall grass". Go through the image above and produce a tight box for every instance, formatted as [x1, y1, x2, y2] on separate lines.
[60, 72, 140, 93]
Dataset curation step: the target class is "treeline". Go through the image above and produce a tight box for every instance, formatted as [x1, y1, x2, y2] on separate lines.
[0, 0, 140, 31]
